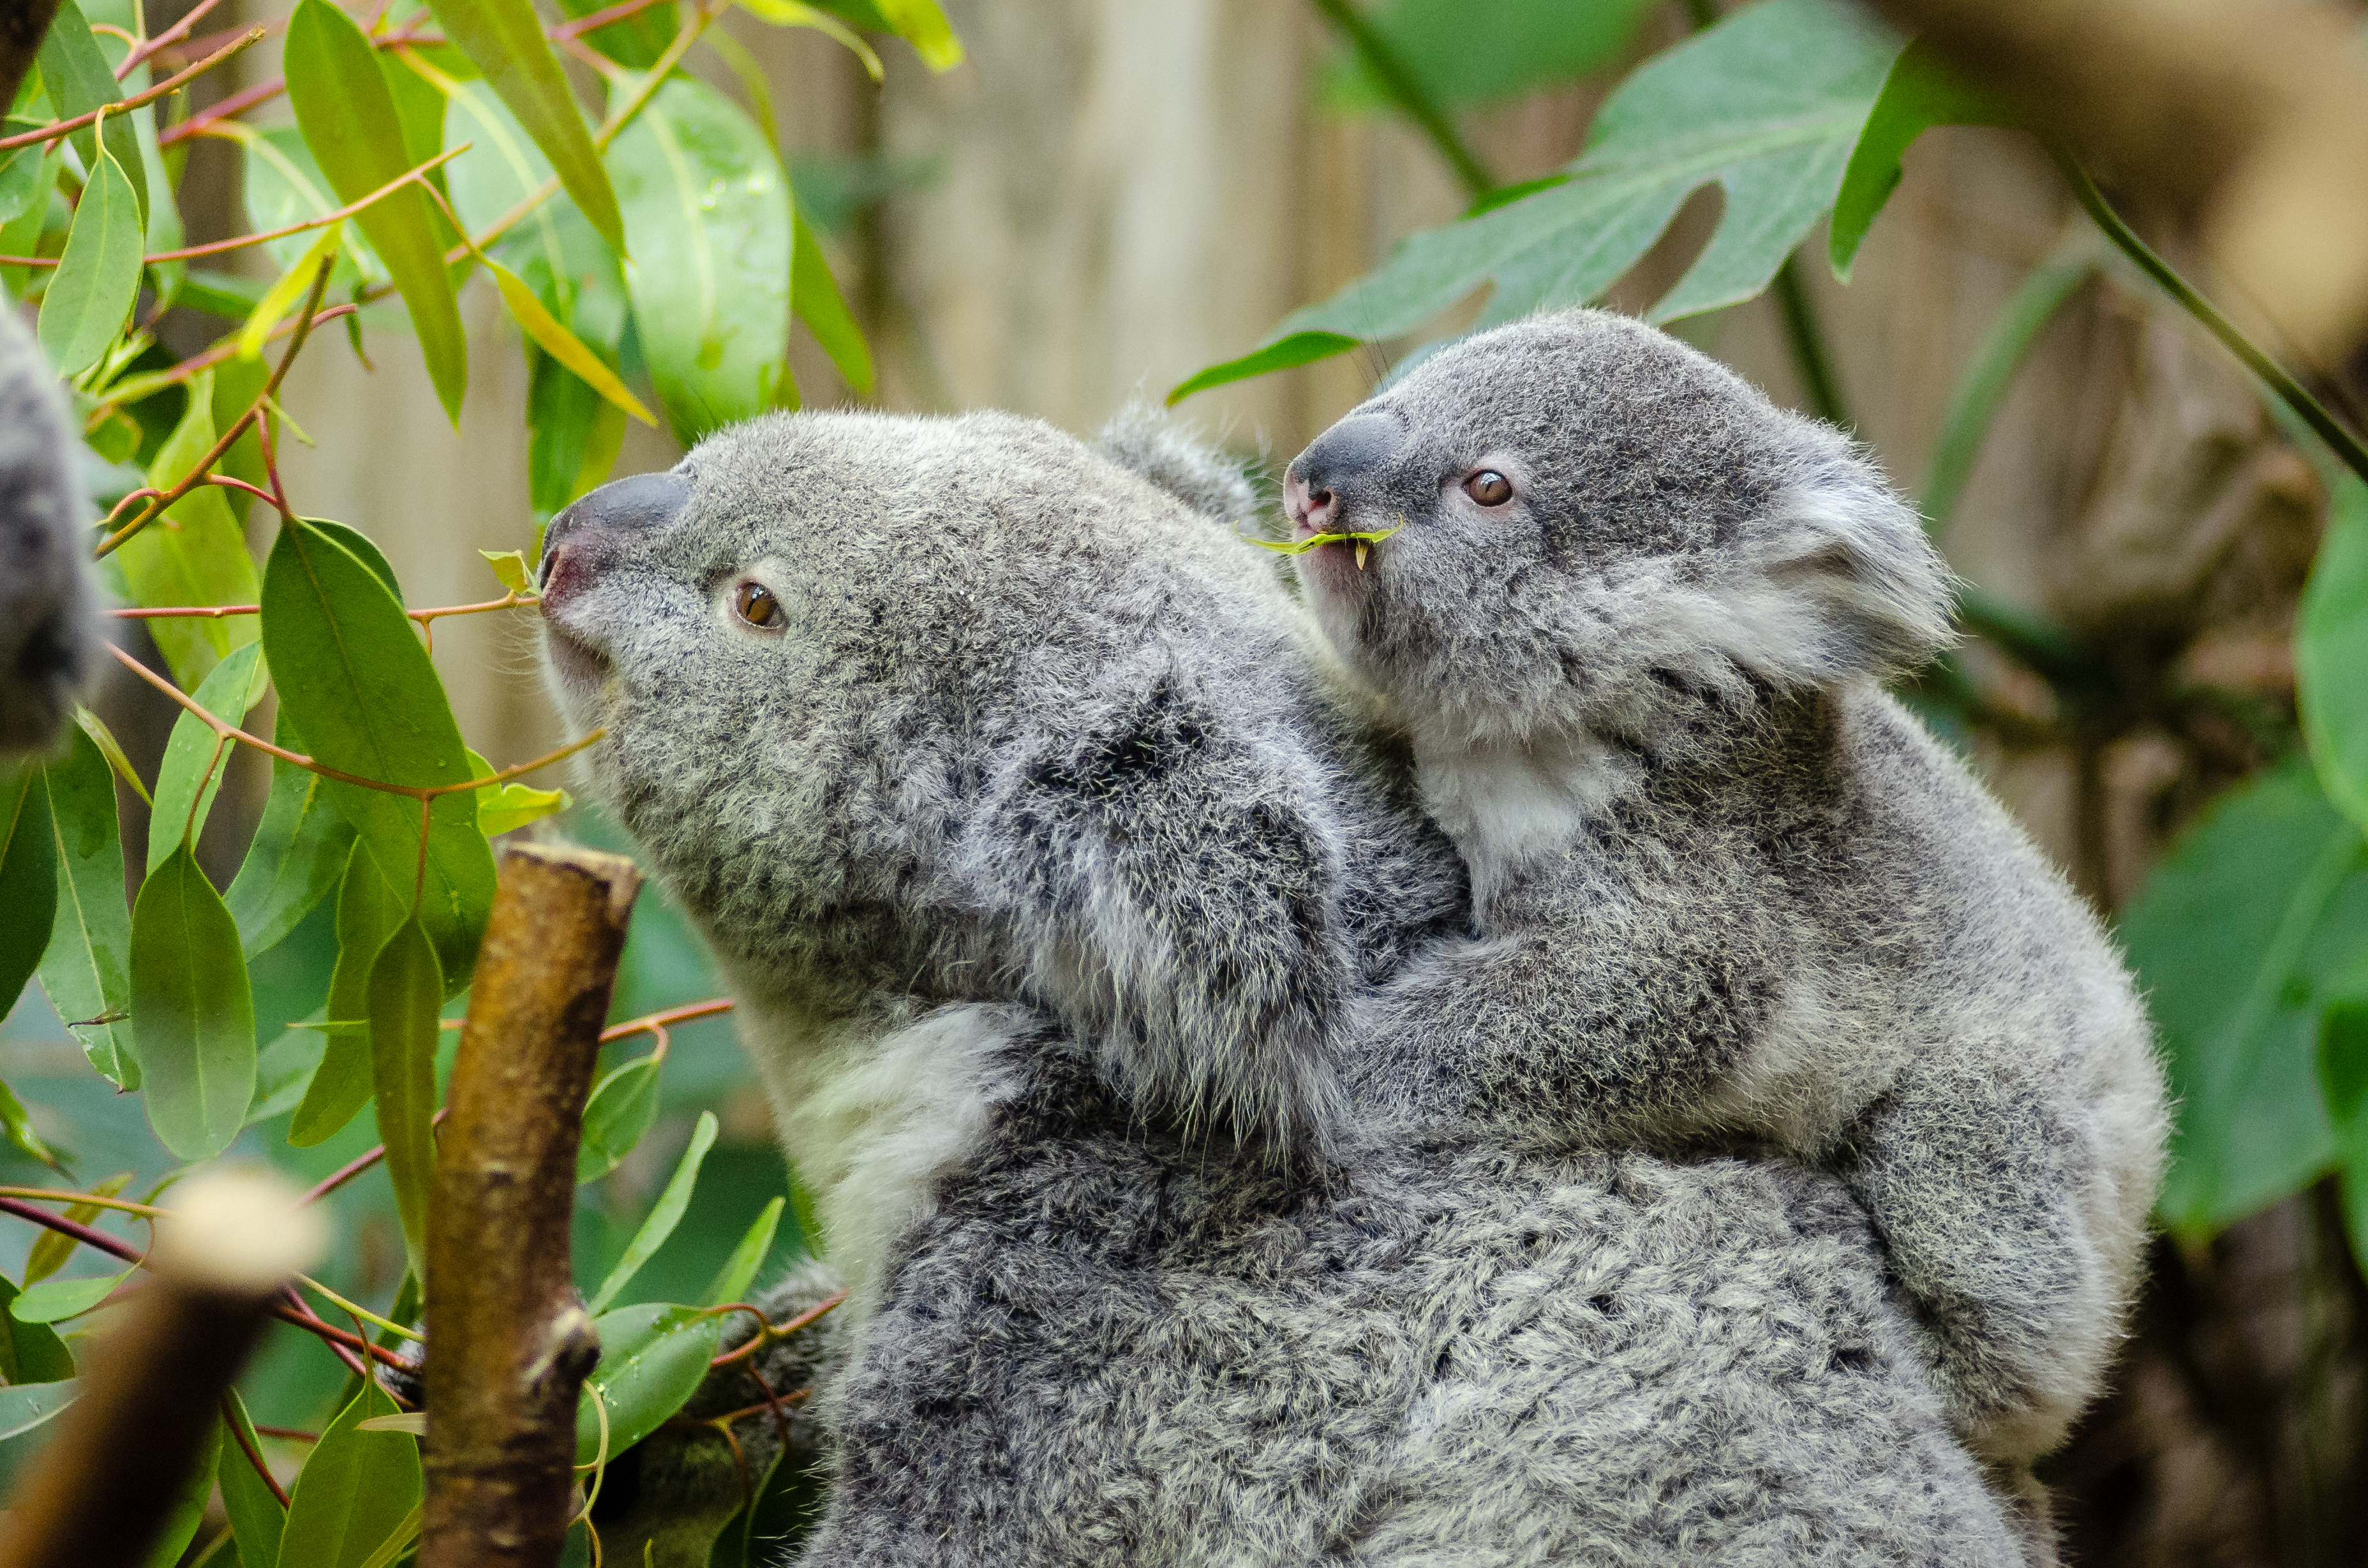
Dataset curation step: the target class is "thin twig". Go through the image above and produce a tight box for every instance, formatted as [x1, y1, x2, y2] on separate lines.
[119, 0, 230, 75]
[0, 27, 262, 151]
[221, 1394, 292, 1509]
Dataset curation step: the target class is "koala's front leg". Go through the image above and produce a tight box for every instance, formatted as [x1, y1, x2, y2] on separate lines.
[1834, 1066, 2113, 1465]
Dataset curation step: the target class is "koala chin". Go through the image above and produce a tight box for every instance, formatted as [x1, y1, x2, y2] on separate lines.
[1279, 308, 2168, 1468]
[541, 409, 2048, 1564]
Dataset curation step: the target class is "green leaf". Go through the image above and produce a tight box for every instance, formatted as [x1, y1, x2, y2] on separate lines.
[290, 841, 405, 1148]
[702, 1195, 784, 1306]
[479, 549, 533, 594]
[576, 1302, 722, 1463]
[248, 1027, 329, 1125]
[0, 1078, 62, 1172]
[285, 0, 469, 420]
[2123, 760, 2368, 1235]
[0, 766, 58, 1019]
[587, 1111, 717, 1313]
[1177, 0, 1901, 392]
[486, 254, 655, 424]
[24, 1173, 130, 1286]
[36, 0, 147, 225]
[116, 368, 264, 690]
[141, 1417, 221, 1568]
[239, 220, 345, 362]
[36, 727, 135, 1088]
[34, 138, 142, 378]
[131, 843, 257, 1160]
[809, 0, 962, 70]
[423, 0, 625, 252]
[262, 517, 496, 995]
[146, 642, 269, 875]
[1829, 40, 2011, 280]
[226, 712, 360, 959]
[0, 1379, 76, 1441]
[576, 1052, 662, 1184]
[0, 1279, 77, 1382]
[557, 0, 676, 70]
[2301, 476, 2368, 834]
[789, 209, 871, 393]
[1917, 242, 2094, 528]
[1321, 0, 1659, 112]
[11, 1267, 131, 1322]
[527, 343, 629, 545]
[0, 134, 50, 225]
[279, 1380, 423, 1568]
[607, 75, 793, 443]
[368, 915, 443, 1285]
[218, 1389, 287, 1568]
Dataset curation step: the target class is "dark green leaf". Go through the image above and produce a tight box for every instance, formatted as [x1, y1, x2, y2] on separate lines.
[11, 1267, 131, 1322]
[218, 1389, 287, 1568]
[0, 766, 57, 1018]
[1176, 0, 1900, 392]
[146, 642, 268, 875]
[607, 75, 792, 442]
[790, 210, 871, 393]
[702, 1196, 784, 1306]
[0, 1279, 76, 1382]
[290, 841, 404, 1148]
[424, 0, 624, 251]
[2123, 760, 2368, 1234]
[0, 128, 48, 226]
[1322, 0, 1658, 112]
[0, 1077, 62, 1172]
[117, 367, 264, 690]
[141, 1417, 221, 1568]
[279, 1380, 423, 1568]
[1829, 40, 2011, 279]
[36, 726, 138, 1088]
[576, 1302, 722, 1463]
[588, 1111, 717, 1313]
[131, 843, 257, 1160]
[227, 712, 360, 959]
[36, 0, 147, 224]
[2302, 477, 2368, 832]
[285, 0, 469, 420]
[248, 1026, 329, 1125]
[34, 138, 142, 378]
[368, 915, 442, 1283]
[262, 517, 496, 994]
[576, 1051, 663, 1185]
[0, 1379, 77, 1441]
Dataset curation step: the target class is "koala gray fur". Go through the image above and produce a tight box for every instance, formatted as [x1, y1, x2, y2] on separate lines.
[1275, 309, 2166, 1467]
[540, 408, 2041, 1564]
[0, 305, 100, 756]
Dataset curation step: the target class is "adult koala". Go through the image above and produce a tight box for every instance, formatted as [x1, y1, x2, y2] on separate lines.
[540, 410, 2040, 1564]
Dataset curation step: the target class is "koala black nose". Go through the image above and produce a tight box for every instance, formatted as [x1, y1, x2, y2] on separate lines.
[1284, 414, 1403, 536]
[540, 470, 692, 589]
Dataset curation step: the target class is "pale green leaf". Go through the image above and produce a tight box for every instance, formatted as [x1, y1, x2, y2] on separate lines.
[225, 711, 359, 959]
[0, 766, 57, 1019]
[278, 1380, 423, 1568]
[11, 1267, 131, 1322]
[576, 1052, 662, 1184]
[1829, 40, 2011, 280]
[145, 642, 268, 874]
[702, 1196, 784, 1306]
[115, 369, 264, 690]
[34, 137, 142, 378]
[368, 914, 443, 1284]
[423, 0, 625, 251]
[0, 1379, 76, 1441]
[132, 843, 257, 1158]
[587, 1110, 717, 1313]
[35, 727, 136, 1088]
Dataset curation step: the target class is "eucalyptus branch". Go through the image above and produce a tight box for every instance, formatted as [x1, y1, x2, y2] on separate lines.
[221, 1396, 293, 1509]
[2053, 145, 2368, 486]
[1306, 0, 1493, 201]
[112, 589, 544, 626]
[0, 26, 262, 151]
[96, 305, 359, 409]
[119, 0, 230, 75]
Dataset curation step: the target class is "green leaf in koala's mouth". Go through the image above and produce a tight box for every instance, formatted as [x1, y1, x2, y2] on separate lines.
[1233, 520, 1404, 558]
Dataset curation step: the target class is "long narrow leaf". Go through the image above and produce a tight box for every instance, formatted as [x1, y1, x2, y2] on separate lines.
[146, 643, 269, 875]
[290, 841, 404, 1148]
[279, 1381, 422, 1568]
[132, 844, 257, 1159]
[240, 223, 345, 362]
[116, 368, 264, 690]
[587, 1111, 718, 1313]
[225, 711, 359, 959]
[35, 138, 143, 378]
[36, 0, 147, 223]
[703, 1196, 784, 1306]
[0, 767, 57, 1017]
[789, 210, 871, 393]
[218, 1389, 287, 1568]
[424, 0, 624, 251]
[2301, 478, 2368, 834]
[36, 728, 137, 1088]
[368, 915, 443, 1284]
[486, 255, 653, 423]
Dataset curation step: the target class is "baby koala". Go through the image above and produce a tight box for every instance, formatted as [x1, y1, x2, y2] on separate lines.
[1277, 309, 2166, 1466]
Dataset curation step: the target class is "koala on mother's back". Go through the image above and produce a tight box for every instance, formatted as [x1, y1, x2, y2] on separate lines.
[539, 408, 2039, 1565]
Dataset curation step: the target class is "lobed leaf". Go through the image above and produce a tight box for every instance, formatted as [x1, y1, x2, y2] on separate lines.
[225, 711, 360, 960]
[34, 138, 142, 378]
[1828, 40, 2011, 280]
[575, 1302, 722, 1463]
[424, 0, 625, 251]
[36, 729, 137, 1088]
[145, 642, 269, 875]
[285, 0, 469, 420]
[2300, 477, 2368, 833]
[279, 1380, 423, 1568]
[606, 75, 792, 443]
[132, 843, 257, 1160]
[289, 841, 404, 1148]
[0, 766, 57, 1022]
[368, 914, 443, 1285]
[586, 1110, 718, 1312]
[262, 517, 496, 995]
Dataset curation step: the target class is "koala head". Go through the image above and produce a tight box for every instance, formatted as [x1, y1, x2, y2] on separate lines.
[539, 410, 1464, 1155]
[1281, 309, 1952, 751]
[0, 307, 99, 757]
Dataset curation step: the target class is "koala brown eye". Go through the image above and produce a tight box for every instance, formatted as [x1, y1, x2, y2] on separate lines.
[1464, 470, 1514, 507]
[733, 580, 783, 630]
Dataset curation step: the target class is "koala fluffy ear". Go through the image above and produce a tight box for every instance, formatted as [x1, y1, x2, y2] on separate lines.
[965, 675, 1353, 1159]
[1745, 443, 1956, 686]
[1092, 403, 1265, 536]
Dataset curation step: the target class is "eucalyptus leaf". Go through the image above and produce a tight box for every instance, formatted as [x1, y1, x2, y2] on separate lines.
[11, 1266, 131, 1322]
[703, 1196, 784, 1306]
[0, 766, 57, 1017]
[790, 210, 871, 394]
[145, 642, 268, 874]
[131, 843, 257, 1160]
[218, 1388, 287, 1568]
[0, 1077, 62, 1172]
[588, 1110, 718, 1313]
[285, 0, 469, 419]
[227, 711, 360, 959]
[279, 1380, 424, 1568]
[36, 0, 147, 224]
[576, 1051, 662, 1184]
[34, 139, 142, 378]
[35, 727, 137, 1088]
[368, 914, 443, 1284]
[290, 841, 404, 1148]
[424, 0, 624, 251]
[140, 1417, 221, 1568]
[607, 75, 792, 443]
[23, 1172, 129, 1286]
[115, 369, 264, 690]
[248, 1027, 329, 1125]
[1321, 0, 1658, 112]
[0, 1378, 76, 1441]
[262, 517, 496, 994]
[0, 1278, 76, 1381]
[575, 1302, 722, 1464]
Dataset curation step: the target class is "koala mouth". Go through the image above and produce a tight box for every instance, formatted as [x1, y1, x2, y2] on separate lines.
[542, 623, 611, 694]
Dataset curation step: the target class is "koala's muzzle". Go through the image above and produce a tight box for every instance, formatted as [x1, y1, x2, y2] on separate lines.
[1284, 413, 1402, 536]
[540, 470, 691, 606]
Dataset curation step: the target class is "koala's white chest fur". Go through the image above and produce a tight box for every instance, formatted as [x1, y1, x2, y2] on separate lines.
[731, 991, 1027, 1321]
[1411, 725, 1639, 911]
